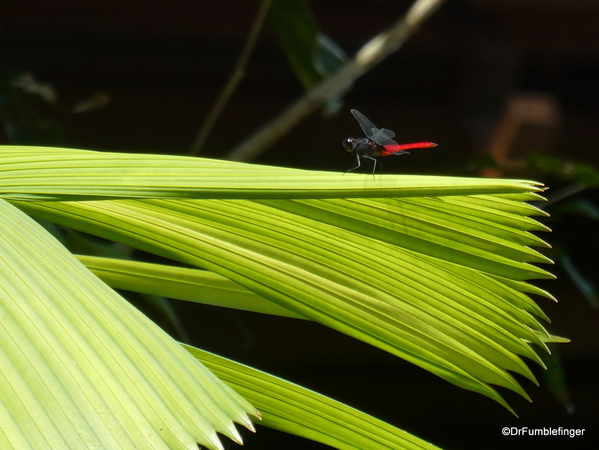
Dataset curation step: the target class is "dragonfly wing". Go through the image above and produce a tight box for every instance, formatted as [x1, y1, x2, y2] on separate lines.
[371, 129, 398, 146]
[380, 128, 396, 139]
[350, 109, 378, 140]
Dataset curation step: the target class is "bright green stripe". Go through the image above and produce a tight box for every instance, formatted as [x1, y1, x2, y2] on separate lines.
[1, 146, 544, 200]
[258, 198, 553, 280]
[77, 255, 304, 319]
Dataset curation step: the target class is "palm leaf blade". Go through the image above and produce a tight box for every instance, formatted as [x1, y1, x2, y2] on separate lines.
[0, 199, 257, 450]
[15, 189, 553, 406]
[187, 346, 443, 450]
[76, 255, 303, 319]
[3, 146, 558, 418]
[0, 146, 542, 200]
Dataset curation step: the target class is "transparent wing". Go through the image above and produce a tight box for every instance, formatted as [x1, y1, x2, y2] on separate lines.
[350, 110, 397, 145]
[350, 109, 378, 140]
[371, 130, 397, 145]
[380, 128, 396, 139]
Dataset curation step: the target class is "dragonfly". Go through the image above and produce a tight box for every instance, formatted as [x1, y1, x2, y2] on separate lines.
[343, 109, 437, 174]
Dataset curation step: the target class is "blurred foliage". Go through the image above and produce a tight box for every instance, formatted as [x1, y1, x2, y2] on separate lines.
[528, 152, 599, 188]
[524, 152, 599, 309]
[550, 198, 599, 220]
[540, 344, 575, 415]
[267, 0, 347, 114]
[557, 249, 599, 309]
[0, 67, 63, 145]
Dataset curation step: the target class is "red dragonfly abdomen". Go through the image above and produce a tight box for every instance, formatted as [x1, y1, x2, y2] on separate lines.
[381, 142, 438, 156]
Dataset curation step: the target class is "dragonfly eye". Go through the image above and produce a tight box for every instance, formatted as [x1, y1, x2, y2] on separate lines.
[343, 138, 355, 152]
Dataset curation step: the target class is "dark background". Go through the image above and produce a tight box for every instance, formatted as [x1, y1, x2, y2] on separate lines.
[1, 1, 598, 449]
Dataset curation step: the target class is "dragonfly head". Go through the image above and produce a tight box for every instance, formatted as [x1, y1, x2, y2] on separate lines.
[343, 138, 356, 153]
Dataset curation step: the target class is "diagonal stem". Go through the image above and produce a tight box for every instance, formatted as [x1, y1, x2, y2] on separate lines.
[190, 0, 273, 156]
[226, 0, 446, 162]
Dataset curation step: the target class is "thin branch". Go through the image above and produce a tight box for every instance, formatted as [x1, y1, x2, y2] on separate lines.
[226, 0, 446, 162]
[543, 183, 586, 207]
[190, 0, 273, 156]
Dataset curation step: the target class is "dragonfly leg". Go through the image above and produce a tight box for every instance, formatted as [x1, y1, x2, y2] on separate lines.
[345, 154, 362, 173]
[362, 155, 378, 175]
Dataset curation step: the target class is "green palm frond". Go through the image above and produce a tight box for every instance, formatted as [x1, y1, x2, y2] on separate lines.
[1, 146, 562, 449]
[76, 255, 304, 319]
[0, 199, 257, 450]
[0, 146, 541, 200]
[187, 346, 443, 450]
